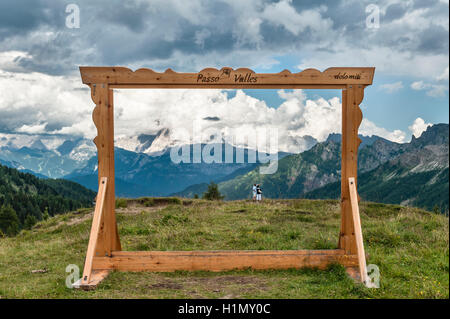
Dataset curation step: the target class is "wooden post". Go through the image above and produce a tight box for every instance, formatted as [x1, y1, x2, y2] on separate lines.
[91, 84, 121, 257]
[339, 85, 364, 254]
[348, 177, 368, 284]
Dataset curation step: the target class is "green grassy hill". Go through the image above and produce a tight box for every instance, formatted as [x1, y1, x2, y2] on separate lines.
[0, 164, 96, 235]
[0, 198, 448, 298]
[209, 124, 449, 214]
[218, 140, 342, 200]
[304, 166, 449, 214]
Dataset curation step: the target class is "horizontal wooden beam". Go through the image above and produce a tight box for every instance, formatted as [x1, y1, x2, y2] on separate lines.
[92, 250, 359, 272]
[80, 67, 375, 88]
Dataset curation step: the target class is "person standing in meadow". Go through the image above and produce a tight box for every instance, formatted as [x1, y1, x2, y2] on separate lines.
[256, 184, 262, 202]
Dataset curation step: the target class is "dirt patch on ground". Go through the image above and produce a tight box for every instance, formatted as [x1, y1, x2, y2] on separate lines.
[52, 206, 165, 229]
[45, 210, 93, 229]
[116, 206, 166, 215]
[282, 209, 312, 215]
[66, 213, 93, 226]
[148, 281, 183, 290]
[188, 275, 262, 286]
[142, 275, 267, 298]
[56, 206, 164, 227]
[183, 275, 267, 295]
[269, 210, 314, 223]
[127, 197, 184, 207]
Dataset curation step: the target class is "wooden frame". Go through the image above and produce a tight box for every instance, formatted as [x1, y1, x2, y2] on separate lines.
[76, 66, 375, 289]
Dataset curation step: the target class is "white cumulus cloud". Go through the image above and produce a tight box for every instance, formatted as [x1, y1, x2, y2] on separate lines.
[436, 66, 449, 81]
[379, 81, 404, 93]
[411, 80, 448, 97]
[359, 119, 407, 143]
[408, 117, 432, 138]
[0, 66, 411, 153]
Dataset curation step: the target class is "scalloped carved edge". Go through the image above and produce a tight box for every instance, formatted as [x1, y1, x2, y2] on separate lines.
[80, 66, 375, 86]
[82, 66, 368, 76]
[352, 86, 364, 149]
[90, 84, 107, 151]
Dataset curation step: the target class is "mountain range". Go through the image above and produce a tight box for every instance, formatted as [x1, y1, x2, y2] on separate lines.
[0, 134, 96, 178]
[67, 143, 289, 197]
[0, 130, 291, 197]
[0, 124, 448, 213]
[304, 124, 449, 212]
[174, 124, 449, 213]
[174, 134, 404, 198]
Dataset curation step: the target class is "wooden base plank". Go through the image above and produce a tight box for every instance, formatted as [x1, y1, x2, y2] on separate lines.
[92, 250, 358, 272]
[73, 270, 110, 290]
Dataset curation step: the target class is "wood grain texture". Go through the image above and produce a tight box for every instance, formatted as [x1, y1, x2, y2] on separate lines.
[80, 67, 375, 88]
[349, 177, 368, 284]
[75, 270, 110, 291]
[92, 250, 359, 272]
[81, 177, 107, 285]
[91, 85, 121, 257]
[339, 85, 364, 254]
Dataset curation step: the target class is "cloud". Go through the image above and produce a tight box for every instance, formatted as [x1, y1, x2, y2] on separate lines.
[0, 63, 411, 152]
[0, 0, 446, 153]
[408, 117, 432, 138]
[297, 46, 449, 80]
[0, 0, 446, 82]
[261, 1, 333, 37]
[113, 88, 343, 153]
[379, 81, 404, 93]
[0, 68, 95, 137]
[0, 50, 31, 72]
[295, 1, 449, 80]
[16, 123, 47, 134]
[436, 66, 449, 81]
[411, 81, 426, 90]
[411, 80, 448, 97]
[359, 119, 407, 143]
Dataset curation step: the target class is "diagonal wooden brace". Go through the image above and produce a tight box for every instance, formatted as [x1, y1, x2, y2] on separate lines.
[76, 177, 109, 288]
[348, 177, 368, 285]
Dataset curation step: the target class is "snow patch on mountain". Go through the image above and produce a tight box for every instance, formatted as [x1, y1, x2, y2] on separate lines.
[0, 133, 41, 149]
[116, 128, 178, 155]
[69, 141, 96, 162]
[146, 128, 178, 155]
[115, 135, 145, 153]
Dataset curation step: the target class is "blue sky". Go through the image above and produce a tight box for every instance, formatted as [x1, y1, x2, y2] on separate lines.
[0, 0, 448, 151]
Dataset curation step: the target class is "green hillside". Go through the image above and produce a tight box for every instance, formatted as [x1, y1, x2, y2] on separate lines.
[304, 124, 450, 214]
[219, 141, 342, 200]
[304, 165, 449, 214]
[208, 124, 449, 214]
[0, 164, 95, 236]
[0, 198, 448, 298]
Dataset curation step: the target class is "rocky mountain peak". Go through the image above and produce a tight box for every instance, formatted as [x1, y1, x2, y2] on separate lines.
[411, 123, 449, 148]
[29, 139, 48, 151]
